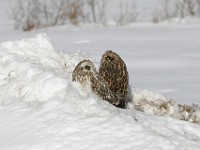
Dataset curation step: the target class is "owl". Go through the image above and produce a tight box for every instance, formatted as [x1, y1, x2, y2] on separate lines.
[99, 50, 129, 109]
[72, 60, 120, 106]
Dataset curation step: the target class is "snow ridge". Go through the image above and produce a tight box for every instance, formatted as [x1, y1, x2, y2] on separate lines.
[133, 89, 200, 124]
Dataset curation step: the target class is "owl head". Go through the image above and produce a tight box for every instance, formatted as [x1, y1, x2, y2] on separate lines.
[72, 60, 98, 87]
[101, 50, 122, 63]
[100, 50, 128, 82]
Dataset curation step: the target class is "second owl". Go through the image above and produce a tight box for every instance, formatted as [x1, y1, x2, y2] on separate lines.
[99, 50, 129, 108]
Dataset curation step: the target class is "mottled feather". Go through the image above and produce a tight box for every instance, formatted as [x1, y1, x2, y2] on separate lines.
[99, 50, 129, 108]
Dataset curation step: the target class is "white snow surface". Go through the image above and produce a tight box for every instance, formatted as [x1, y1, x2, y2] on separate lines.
[0, 34, 200, 150]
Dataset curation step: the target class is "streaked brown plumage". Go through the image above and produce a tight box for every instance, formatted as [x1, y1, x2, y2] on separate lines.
[99, 50, 129, 108]
[72, 60, 120, 105]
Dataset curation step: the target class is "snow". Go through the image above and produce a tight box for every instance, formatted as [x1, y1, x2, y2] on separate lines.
[0, 34, 200, 150]
[1, 0, 200, 149]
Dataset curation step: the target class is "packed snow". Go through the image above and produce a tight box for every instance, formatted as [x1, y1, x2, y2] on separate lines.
[0, 34, 200, 150]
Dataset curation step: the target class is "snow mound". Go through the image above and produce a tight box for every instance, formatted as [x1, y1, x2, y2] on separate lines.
[0, 33, 84, 104]
[133, 89, 200, 124]
[132, 89, 200, 124]
[0, 34, 200, 150]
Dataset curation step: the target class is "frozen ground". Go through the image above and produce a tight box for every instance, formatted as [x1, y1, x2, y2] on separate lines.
[0, 34, 200, 150]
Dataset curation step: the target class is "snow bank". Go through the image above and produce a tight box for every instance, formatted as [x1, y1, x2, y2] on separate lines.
[133, 89, 200, 124]
[0, 34, 64, 104]
[0, 34, 200, 150]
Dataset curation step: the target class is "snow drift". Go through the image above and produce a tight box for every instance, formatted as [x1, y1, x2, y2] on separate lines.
[0, 34, 200, 150]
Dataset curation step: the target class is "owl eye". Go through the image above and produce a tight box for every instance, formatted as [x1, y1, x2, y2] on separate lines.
[85, 65, 91, 70]
[105, 56, 114, 61]
[105, 56, 112, 60]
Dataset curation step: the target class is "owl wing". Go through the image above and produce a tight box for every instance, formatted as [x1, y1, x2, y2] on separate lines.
[90, 75, 120, 105]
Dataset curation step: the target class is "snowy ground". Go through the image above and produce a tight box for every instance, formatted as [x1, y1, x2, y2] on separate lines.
[0, 34, 200, 150]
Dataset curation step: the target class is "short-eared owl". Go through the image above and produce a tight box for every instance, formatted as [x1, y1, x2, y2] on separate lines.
[72, 60, 120, 106]
[99, 50, 129, 108]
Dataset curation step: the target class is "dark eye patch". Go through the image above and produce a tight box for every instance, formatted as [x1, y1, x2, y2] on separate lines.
[105, 56, 113, 61]
[85, 65, 91, 70]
